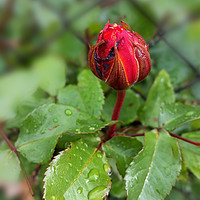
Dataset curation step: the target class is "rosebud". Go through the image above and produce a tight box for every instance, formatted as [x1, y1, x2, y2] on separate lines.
[88, 20, 151, 90]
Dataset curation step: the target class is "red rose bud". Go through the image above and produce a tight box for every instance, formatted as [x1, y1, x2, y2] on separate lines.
[88, 21, 151, 90]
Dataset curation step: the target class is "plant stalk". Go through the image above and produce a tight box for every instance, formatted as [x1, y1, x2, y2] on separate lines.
[106, 90, 126, 141]
[0, 123, 34, 196]
[128, 132, 200, 146]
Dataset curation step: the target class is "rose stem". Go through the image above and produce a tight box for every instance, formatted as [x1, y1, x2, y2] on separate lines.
[0, 123, 34, 196]
[129, 132, 200, 146]
[106, 90, 126, 141]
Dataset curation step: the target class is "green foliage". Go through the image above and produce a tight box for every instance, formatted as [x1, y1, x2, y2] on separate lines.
[180, 132, 200, 179]
[1, 0, 200, 199]
[32, 55, 66, 96]
[102, 89, 141, 124]
[125, 130, 181, 200]
[139, 70, 175, 127]
[103, 136, 143, 177]
[15, 103, 110, 163]
[159, 103, 200, 131]
[0, 142, 20, 182]
[58, 69, 104, 119]
[44, 137, 111, 200]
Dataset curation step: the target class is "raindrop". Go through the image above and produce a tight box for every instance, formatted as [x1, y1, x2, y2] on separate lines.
[34, 124, 37, 129]
[48, 109, 52, 112]
[25, 129, 29, 134]
[88, 186, 107, 200]
[89, 127, 95, 131]
[96, 152, 102, 158]
[98, 97, 102, 102]
[103, 164, 111, 176]
[41, 129, 46, 134]
[68, 163, 72, 167]
[75, 128, 80, 133]
[80, 157, 83, 160]
[186, 111, 195, 116]
[65, 109, 72, 116]
[53, 119, 58, 123]
[77, 187, 83, 194]
[88, 169, 99, 182]
[51, 196, 56, 200]
[82, 148, 86, 151]
[84, 143, 88, 148]
[76, 146, 79, 150]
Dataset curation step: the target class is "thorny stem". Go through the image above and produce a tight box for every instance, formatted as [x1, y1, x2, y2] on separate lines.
[128, 132, 200, 146]
[0, 123, 34, 196]
[106, 90, 126, 141]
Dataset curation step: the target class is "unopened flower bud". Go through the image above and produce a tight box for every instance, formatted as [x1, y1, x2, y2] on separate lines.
[88, 20, 151, 90]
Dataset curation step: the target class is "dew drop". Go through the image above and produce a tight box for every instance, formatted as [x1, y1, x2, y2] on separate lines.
[77, 187, 83, 194]
[98, 97, 102, 102]
[76, 146, 79, 150]
[34, 124, 37, 129]
[103, 164, 111, 176]
[88, 186, 107, 200]
[82, 148, 86, 151]
[51, 196, 56, 200]
[186, 111, 195, 116]
[53, 118, 58, 123]
[80, 157, 83, 160]
[25, 129, 29, 134]
[68, 163, 72, 167]
[89, 127, 95, 131]
[76, 128, 80, 133]
[96, 152, 102, 158]
[65, 109, 72, 116]
[41, 129, 46, 134]
[84, 143, 88, 148]
[48, 109, 52, 112]
[88, 168, 99, 182]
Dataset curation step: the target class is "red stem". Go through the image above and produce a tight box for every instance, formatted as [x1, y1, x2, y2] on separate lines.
[106, 90, 126, 141]
[0, 123, 34, 196]
[128, 132, 200, 146]
[169, 132, 200, 146]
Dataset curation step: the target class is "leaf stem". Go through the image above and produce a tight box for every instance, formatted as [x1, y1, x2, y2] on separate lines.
[0, 123, 34, 196]
[106, 90, 126, 141]
[169, 132, 200, 146]
[128, 131, 200, 146]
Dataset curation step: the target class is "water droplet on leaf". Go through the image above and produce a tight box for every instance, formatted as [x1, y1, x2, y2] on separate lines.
[65, 109, 72, 116]
[186, 111, 195, 116]
[88, 169, 99, 182]
[51, 196, 56, 200]
[68, 163, 72, 167]
[88, 186, 107, 200]
[96, 152, 102, 158]
[77, 187, 83, 194]
[103, 164, 111, 176]
[89, 127, 95, 131]
[25, 129, 29, 134]
[53, 118, 58, 123]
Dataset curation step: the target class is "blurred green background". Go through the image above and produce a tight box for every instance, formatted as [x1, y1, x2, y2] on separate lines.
[0, 0, 200, 199]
